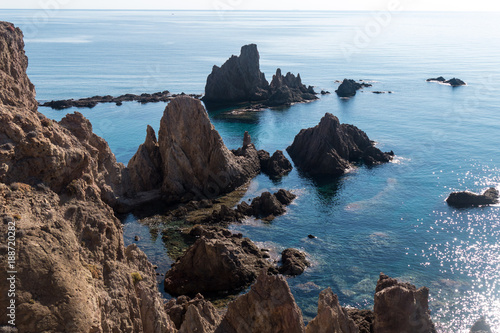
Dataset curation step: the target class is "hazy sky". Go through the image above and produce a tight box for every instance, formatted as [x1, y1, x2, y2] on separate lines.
[2, 0, 499, 11]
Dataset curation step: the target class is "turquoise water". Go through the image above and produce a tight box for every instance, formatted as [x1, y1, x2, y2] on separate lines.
[4, 9, 500, 331]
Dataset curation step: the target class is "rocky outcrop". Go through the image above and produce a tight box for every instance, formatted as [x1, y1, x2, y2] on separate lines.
[215, 272, 305, 333]
[373, 273, 436, 333]
[0, 21, 175, 332]
[426, 76, 466, 86]
[258, 149, 293, 178]
[127, 125, 162, 192]
[279, 248, 310, 276]
[446, 187, 499, 208]
[470, 316, 492, 333]
[202, 44, 270, 107]
[287, 113, 393, 177]
[306, 288, 358, 333]
[128, 96, 261, 204]
[164, 226, 273, 296]
[335, 79, 371, 98]
[347, 309, 374, 333]
[165, 293, 222, 332]
[40, 91, 202, 109]
[202, 44, 317, 110]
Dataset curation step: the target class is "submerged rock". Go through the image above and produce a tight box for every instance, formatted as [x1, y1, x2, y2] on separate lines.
[306, 288, 358, 333]
[215, 272, 305, 333]
[164, 226, 272, 296]
[202, 44, 317, 109]
[446, 187, 499, 208]
[279, 248, 310, 276]
[470, 316, 492, 333]
[286, 113, 393, 177]
[373, 273, 436, 333]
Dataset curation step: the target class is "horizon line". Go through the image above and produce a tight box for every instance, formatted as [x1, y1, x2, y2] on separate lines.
[2, 8, 500, 12]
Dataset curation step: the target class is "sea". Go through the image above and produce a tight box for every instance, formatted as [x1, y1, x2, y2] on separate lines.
[4, 9, 500, 332]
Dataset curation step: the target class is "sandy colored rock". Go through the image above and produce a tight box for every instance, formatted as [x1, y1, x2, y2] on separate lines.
[157, 96, 260, 203]
[306, 288, 358, 333]
[164, 226, 272, 296]
[373, 273, 436, 333]
[215, 272, 305, 333]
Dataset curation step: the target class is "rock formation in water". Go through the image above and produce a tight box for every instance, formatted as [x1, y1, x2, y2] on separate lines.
[215, 272, 306, 333]
[306, 288, 359, 333]
[470, 316, 492, 333]
[128, 96, 261, 204]
[335, 79, 363, 97]
[446, 187, 499, 208]
[258, 149, 293, 178]
[286, 113, 393, 177]
[279, 248, 310, 276]
[202, 44, 317, 109]
[426, 76, 466, 86]
[373, 273, 436, 333]
[164, 226, 274, 296]
[0, 21, 175, 332]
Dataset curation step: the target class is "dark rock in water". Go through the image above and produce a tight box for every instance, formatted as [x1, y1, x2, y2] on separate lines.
[347, 308, 374, 333]
[446, 187, 499, 208]
[249, 191, 286, 219]
[199, 204, 245, 225]
[306, 288, 358, 333]
[216, 272, 305, 333]
[308, 234, 316, 239]
[374, 273, 436, 333]
[164, 226, 272, 296]
[258, 149, 293, 178]
[445, 77, 466, 86]
[279, 248, 310, 276]
[202, 44, 270, 107]
[202, 44, 317, 109]
[335, 79, 363, 97]
[470, 316, 492, 333]
[320, 90, 330, 95]
[286, 113, 393, 177]
[274, 188, 296, 205]
[426, 76, 446, 82]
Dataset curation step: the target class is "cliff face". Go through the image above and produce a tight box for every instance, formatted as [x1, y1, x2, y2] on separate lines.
[0, 21, 174, 332]
[287, 113, 393, 177]
[128, 96, 261, 204]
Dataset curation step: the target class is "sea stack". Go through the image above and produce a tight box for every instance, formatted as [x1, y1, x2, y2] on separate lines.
[286, 113, 393, 177]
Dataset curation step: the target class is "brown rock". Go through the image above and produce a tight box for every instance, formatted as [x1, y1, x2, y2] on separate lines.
[347, 309, 374, 333]
[373, 273, 436, 333]
[306, 288, 358, 333]
[164, 226, 271, 296]
[128, 125, 162, 193]
[249, 191, 285, 219]
[165, 293, 222, 332]
[286, 113, 393, 177]
[215, 272, 305, 333]
[259, 149, 293, 178]
[279, 248, 310, 276]
[158, 96, 260, 203]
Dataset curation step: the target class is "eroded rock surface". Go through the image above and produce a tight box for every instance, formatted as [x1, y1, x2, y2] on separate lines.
[287, 113, 393, 177]
[215, 272, 305, 333]
[258, 149, 293, 178]
[164, 226, 273, 296]
[373, 273, 436, 333]
[279, 248, 310, 276]
[306, 288, 358, 333]
[165, 293, 222, 332]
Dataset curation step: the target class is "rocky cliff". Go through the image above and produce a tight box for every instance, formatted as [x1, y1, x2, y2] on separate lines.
[202, 44, 317, 109]
[128, 96, 261, 204]
[0, 21, 174, 332]
[287, 113, 393, 177]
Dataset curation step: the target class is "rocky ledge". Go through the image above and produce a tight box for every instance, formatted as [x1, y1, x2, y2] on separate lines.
[287, 113, 394, 177]
[426, 76, 466, 86]
[40, 91, 202, 110]
[446, 187, 499, 208]
[202, 44, 318, 110]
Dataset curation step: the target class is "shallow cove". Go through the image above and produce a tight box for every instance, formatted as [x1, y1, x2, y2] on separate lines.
[7, 9, 500, 330]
